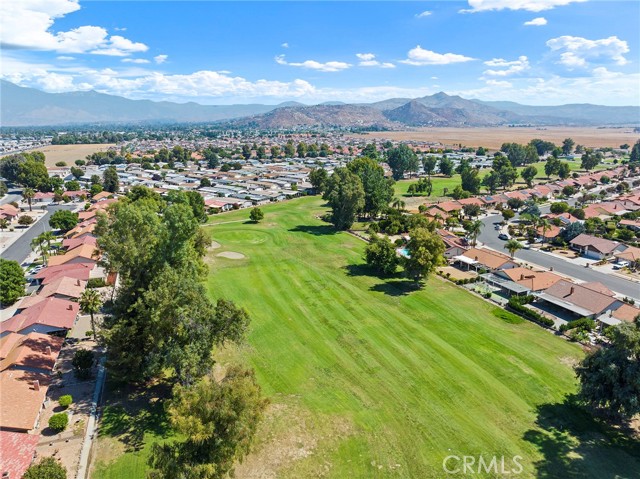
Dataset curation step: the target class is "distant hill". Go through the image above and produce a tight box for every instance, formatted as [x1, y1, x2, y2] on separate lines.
[228, 104, 399, 129]
[1, 80, 638, 127]
[0, 80, 294, 126]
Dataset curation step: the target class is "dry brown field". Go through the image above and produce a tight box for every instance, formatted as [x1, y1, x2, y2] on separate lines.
[24, 144, 117, 167]
[350, 126, 638, 150]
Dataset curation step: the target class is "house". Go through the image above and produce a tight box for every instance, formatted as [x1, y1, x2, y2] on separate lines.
[537, 280, 622, 319]
[38, 276, 87, 301]
[618, 219, 640, 232]
[536, 224, 562, 241]
[495, 267, 563, 292]
[0, 431, 40, 478]
[597, 303, 640, 327]
[614, 246, 640, 263]
[0, 332, 64, 372]
[33, 262, 94, 285]
[456, 247, 519, 271]
[0, 369, 51, 431]
[47, 243, 99, 267]
[569, 234, 624, 260]
[437, 229, 467, 259]
[61, 234, 98, 251]
[0, 203, 19, 220]
[0, 297, 80, 336]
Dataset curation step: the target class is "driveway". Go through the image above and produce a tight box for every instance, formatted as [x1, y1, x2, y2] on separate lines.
[478, 214, 640, 300]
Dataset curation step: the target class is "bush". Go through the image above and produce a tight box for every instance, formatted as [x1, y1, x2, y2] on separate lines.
[507, 297, 555, 327]
[18, 215, 35, 226]
[48, 412, 69, 432]
[72, 349, 94, 379]
[58, 394, 73, 408]
[559, 317, 595, 333]
[87, 277, 106, 288]
[23, 457, 67, 479]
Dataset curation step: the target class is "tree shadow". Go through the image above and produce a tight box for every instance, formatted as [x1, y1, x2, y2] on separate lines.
[289, 224, 337, 236]
[523, 395, 640, 478]
[369, 279, 421, 297]
[344, 263, 374, 277]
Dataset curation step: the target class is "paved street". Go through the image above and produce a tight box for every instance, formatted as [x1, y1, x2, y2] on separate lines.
[0, 204, 77, 264]
[0, 186, 23, 206]
[478, 214, 640, 300]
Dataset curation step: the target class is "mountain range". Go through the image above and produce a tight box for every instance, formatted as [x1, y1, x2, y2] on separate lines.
[1, 80, 638, 128]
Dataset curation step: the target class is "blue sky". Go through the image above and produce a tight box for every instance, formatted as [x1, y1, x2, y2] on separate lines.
[1, 1, 639, 105]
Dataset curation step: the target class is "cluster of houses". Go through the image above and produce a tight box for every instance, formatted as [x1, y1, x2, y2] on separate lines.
[0, 198, 110, 478]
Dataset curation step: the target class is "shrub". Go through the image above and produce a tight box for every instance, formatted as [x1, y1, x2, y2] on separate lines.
[18, 215, 35, 226]
[55, 161, 67, 167]
[507, 298, 555, 327]
[58, 394, 73, 408]
[87, 278, 106, 288]
[72, 349, 94, 379]
[48, 412, 69, 432]
[559, 317, 595, 333]
[23, 457, 67, 479]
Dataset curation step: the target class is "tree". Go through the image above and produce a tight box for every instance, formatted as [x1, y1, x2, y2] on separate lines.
[438, 156, 454, 177]
[72, 349, 94, 379]
[557, 162, 571, 179]
[562, 138, 575, 155]
[630, 139, 640, 163]
[502, 209, 515, 222]
[545, 157, 561, 178]
[521, 165, 538, 187]
[347, 157, 394, 218]
[550, 202, 570, 214]
[270, 145, 281, 158]
[561, 221, 586, 241]
[22, 187, 35, 211]
[18, 215, 35, 226]
[203, 148, 219, 169]
[524, 145, 539, 164]
[65, 180, 81, 191]
[296, 142, 307, 158]
[322, 168, 364, 230]
[403, 228, 445, 282]
[90, 183, 103, 196]
[23, 457, 67, 479]
[18, 159, 49, 190]
[249, 207, 264, 223]
[31, 232, 54, 266]
[391, 198, 405, 211]
[49, 210, 79, 232]
[386, 144, 418, 180]
[422, 156, 437, 179]
[364, 235, 398, 276]
[503, 143, 527, 167]
[309, 168, 329, 194]
[0, 259, 25, 307]
[492, 155, 518, 189]
[504, 239, 523, 258]
[475, 146, 486, 156]
[361, 143, 379, 160]
[575, 322, 640, 419]
[460, 168, 481, 194]
[148, 366, 268, 479]
[562, 185, 576, 197]
[284, 141, 295, 158]
[581, 149, 602, 171]
[529, 139, 556, 156]
[482, 171, 500, 194]
[0, 218, 8, 231]
[103, 166, 119, 193]
[80, 288, 102, 341]
[70, 166, 84, 179]
[462, 204, 481, 219]
[464, 219, 483, 247]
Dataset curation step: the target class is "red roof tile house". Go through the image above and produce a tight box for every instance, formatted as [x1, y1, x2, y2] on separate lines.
[0, 203, 19, 220]
[0, 297, 79, 337]
[0, 431, 39, 477]
[569, 234, 625, 260]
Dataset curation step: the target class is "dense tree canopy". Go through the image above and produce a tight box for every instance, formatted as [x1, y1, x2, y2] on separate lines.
[49, 210, 79, 232]
[386, 145, 419, 180]
[309, 168, 329, 194]
[0, 259, 25, 307]
[103, 166, 119, 193]
[323, 167, 365, 230]
[347, 157, 394, 218]
[365, 235, 399, 276]
[403, 228, 445, 282]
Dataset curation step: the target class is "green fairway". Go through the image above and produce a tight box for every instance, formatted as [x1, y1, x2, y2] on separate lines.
[203, 197, 640, 478]
[92, 197, 640, 479]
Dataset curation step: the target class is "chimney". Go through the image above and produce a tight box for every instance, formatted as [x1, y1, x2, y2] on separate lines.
[33, 380, 40, 391]
[67, 305, 73, 310]
[76, 279, 81, 286]
[46, 346, 52, 355]
[520, 274, 524, 280]
[570, 286, 575, 295]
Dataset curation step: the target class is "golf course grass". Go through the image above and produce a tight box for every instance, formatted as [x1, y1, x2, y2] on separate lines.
[92, 196, 640, 479]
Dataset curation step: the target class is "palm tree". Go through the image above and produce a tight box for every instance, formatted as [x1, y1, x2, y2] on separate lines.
[22, 187, 35, 212]
[79, 288, 102, 341]
[504, 239, 523, 258]
[538, 218, 550, 244]
[30, 235, 49, 266]
[0, 218, 8, 231]
[465, 219, 484, 247]
[391, 198, 405, 211]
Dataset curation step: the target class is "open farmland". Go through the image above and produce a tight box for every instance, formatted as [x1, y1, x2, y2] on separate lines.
[25, 143, 116, 167]
[351, 127, 638, 150]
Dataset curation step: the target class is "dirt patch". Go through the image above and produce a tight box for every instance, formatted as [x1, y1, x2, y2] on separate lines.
[24, 144, 117, 167]
[234, 400, 353, 479]
[559, 356, 579, 368]
[349, 127, 637, 150]
[438, 266, 477, 281]
[217, 251, 246, 259]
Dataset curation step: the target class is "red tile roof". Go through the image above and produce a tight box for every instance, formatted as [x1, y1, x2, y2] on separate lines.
[0, 369, 51, 431]
[0, 431, 39, 478]
[1, 297, 79, 334]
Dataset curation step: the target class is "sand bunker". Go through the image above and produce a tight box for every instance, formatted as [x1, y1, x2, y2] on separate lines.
[210, 241, 221, 249]
[216, 251, 245, 259]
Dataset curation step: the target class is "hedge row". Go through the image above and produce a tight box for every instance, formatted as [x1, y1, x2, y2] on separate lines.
[507, 298, 555, 328]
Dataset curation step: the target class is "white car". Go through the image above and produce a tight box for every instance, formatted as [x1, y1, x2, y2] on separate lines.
[613, 260, 630, 270]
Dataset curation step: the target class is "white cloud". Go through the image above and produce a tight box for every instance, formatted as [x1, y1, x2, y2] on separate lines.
[154, 54, 168, 64]
[355, 53, 395, 68]
[281, 42, 289, 48]
[275, 55, 351, 72]
[0, 0, 148, 56]
[485, 79, 513, 87]
[483, 56, 530, 76]
[461, 0, 586, 13]
[524, 17, 547, 26]
[416, 10, 432, 18]
[547, 35, 630, 68]
[401, 46, 474, 65]
[56, 56, 75, 61]
[122, 58, 150, 64]
[113, 27, 127, 32]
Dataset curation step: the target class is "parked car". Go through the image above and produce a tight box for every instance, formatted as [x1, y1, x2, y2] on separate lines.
[498, 233, 510, 240]
[494, 224, 501, 230]
[613, 260, 630, 269]
[522, 243, 531, 249]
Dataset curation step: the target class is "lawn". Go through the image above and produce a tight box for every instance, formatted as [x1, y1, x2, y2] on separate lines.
[92, 197, 640, 478]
